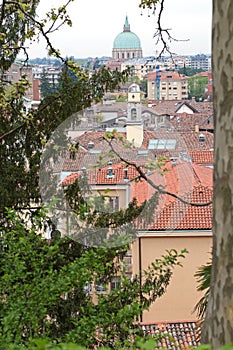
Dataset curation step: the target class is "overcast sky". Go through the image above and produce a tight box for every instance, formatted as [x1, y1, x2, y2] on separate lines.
[27, 0, 212, 58]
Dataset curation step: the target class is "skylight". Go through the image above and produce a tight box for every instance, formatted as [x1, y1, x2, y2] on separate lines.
[148, 139, 177, 150]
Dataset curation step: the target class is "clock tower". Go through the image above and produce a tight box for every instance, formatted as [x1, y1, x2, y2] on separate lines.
[126, 83, 143, 147]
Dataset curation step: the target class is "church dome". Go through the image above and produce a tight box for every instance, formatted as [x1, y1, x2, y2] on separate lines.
[113, 31, 141, 49]
[112, 16, 143, 60]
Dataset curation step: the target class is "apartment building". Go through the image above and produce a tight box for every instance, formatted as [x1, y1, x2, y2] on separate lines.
[3, 62, 34, 100]
[146, 71, 189, 100]
[121, 57, 165, 80]
[185, 54, 211, 71]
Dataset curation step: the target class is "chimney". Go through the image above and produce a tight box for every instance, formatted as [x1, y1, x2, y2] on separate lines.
[195, 124, 199, 133]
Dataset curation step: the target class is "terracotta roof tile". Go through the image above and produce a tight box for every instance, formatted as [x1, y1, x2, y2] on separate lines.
[73, 130, 158, 150]
[170, 113, 214, 132]
[144, 185, 212, 231]
[189, 150, 214, 165]
[141, 321, 201, 349]
[131, 161, 213, 231]
[59, 129, 214, 174]
[150, 99, 213, 117]
[62, 162, 141, 186]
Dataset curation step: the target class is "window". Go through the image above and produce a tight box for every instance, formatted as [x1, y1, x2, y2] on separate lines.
[84, 284, 92, 295]
[131, 108, 137, 121]
[110, 277, 121, 291]
[109, 196, 119, 212]
[148, 139, 177, 150]
[123, 254, 132, 273]
[95, 277, 107, 294]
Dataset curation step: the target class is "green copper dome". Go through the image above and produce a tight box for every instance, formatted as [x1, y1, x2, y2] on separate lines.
[113, 16, 141, 49]
[113, 32, 141, 49]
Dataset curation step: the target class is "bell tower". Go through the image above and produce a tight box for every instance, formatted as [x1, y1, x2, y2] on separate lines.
[126, 83, 143, 147]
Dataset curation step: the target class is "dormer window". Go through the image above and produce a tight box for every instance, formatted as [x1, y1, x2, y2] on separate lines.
[88, 141, 94, 149]
[199, 133, 205, 142]
[81, 167, 87, 177]
[124, 168, 128, 180]
[107, 161, 114, 178]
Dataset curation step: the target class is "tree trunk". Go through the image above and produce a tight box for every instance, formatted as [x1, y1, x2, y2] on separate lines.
[202, 0, 233, 347]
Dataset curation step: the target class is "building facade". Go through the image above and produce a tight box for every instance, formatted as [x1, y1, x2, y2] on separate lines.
[146, 71, 189, 100]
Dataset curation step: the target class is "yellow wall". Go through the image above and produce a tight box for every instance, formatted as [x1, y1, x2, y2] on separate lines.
[126, 124, 144, 147]
[132, 232, 212, 322]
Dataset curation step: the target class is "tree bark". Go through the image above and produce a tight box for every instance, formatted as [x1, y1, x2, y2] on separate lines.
[202, 0, 233, 347]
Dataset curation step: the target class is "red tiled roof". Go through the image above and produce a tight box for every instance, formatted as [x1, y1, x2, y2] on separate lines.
[146, 185, 212, 231]
[141, 321, 201, 348]
[131, 161, 213, 231]
[62, 162, 141, 186]
[189, 150, 214, 165]
[146, 71, 188, 81]
[178, 131, 214, 151]
[170, 113, 214, 132]
[60, 129, 214, 174]
[63, 159, 213, 231]
[73, 130, 158, 150]
[188, 100, 213, 115]
[160, 71, 188, 81]
[142, 130, 214, 152]
[150, 100, 213, 117]
[151, 100, 195, 116]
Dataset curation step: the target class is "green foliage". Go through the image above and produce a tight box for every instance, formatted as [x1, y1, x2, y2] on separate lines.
[140, 79, 148, 96]
[0, 0, 39, 70]
[139, 0, 159, 10]
[179, 67, 206, 77]
[194, 260, 212, 319]
[40, 68, 57, 98]
[0, 209, 186, 347]
[40, 69, 57, 98]
[188, 75, 208, 101]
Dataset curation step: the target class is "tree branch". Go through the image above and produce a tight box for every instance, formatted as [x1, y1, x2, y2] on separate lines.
[104, 137, 212, 207]
[139, 0, 189, 58]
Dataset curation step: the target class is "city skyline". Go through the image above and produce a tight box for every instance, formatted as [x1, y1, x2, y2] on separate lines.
[26, 0, 212, 59]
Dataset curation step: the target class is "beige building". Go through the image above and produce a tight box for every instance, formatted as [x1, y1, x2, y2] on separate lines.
[132, 231, 212, 322]
[4, 62, 34, 100]
[147, 71, 189, 100]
